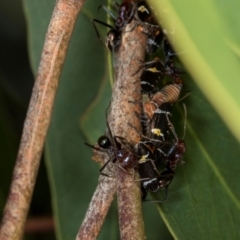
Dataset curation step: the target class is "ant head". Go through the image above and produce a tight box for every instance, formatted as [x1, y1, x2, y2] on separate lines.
[98, 136, 111, 149]
[177, 139, 186, 154]
[116, 2, 134, 29]
[119, 2, 132, 18]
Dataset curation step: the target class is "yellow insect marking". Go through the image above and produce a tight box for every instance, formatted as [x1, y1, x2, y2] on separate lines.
[139, 154, 149, 163]
[151, 128, 163, 136]
[138, 6, 149, 14]
[147, 67, 160, 73]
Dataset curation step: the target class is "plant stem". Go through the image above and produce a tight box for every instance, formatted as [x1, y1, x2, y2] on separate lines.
[111, 20, 146, 240]
[77, 18, 147, 239]
[0, 0, 85, 239]
[76, 172, 117, 240]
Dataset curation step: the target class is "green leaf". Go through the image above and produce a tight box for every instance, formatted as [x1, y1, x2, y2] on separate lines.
[147, 0, 240, 239]
[149, 0, 240, 143]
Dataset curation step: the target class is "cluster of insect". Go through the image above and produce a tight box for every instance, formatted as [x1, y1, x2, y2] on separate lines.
[86, 0, 188, 202]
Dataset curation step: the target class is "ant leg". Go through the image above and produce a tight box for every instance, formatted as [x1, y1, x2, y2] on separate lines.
[100, 172, 115, 178]
[113, 2, 120, 12]
[99, 156, 114, 175]
[143, 57, 164, 67]
[131, 58, 163, 76]
[142, 196, 167, 203]
[127, 2, 136, 22]
[92, 19, 114, 50]
[134, 177, 150, 182]
[85, 142, 103, 152]
[164, 112, 178, 142]
[128, 99, 143, 105]
[114, 136, 135, 152]
[142, 185, 169, 203]
[98, 5, 117, 20]
[148, 159, 160, 175]
[163, 185, 169, 201]
[92, 19, 114, 34]
[141, 185, 148, 200]
[182, 103, 187, 139]
[131, 62, 144, 76]
[104, 105, 121, 150]
[177, 91, 191, 103]
[139, 157, 161, 176]
[115, 164, 132, 175]
[129, 123, 164, 146]
[156, 144, 168, 156]
[128, 122, 146, 140]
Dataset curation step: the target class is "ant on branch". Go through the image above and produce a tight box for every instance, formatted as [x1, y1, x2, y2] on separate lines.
[92, 1, 135, 51]
[143, 104, 187, 202]
[85, 110, 138, 176]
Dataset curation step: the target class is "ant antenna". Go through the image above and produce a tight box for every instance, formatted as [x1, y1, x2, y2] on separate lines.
[92, 19, 115, 51]
[182, 103, 187, 140]
[165, 113, 178, 142]
[177, 91, 191, 103]
[105, 104, 122, 150]
[105, 106, 114, 141]
[113, 2, 120, 12]
[98, 5, 117, 20]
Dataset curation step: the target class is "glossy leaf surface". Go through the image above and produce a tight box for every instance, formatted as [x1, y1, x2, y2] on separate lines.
[148, 0, 240, 239]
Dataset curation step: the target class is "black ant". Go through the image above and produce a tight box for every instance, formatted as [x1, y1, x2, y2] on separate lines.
[92, 1, 135, 51]
[134, 54, 184, 96]
[163, 103, 187, 170]
[135, 140, 174, 202]
[144, 104, 187, 201]
[92, 19, 121, 52]
[85, 111, 138, 176]
[141, 24, 164, 55]
[92, 1, 167, 54]
[134, 103, 187, 202]
[136, 57, 165, 95]
[135, 1, 164, 55]
[162, 38, 185, 81]
[141, 162, 174, 202]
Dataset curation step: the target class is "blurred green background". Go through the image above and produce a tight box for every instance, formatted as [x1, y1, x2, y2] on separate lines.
[0, 0, 54, 239]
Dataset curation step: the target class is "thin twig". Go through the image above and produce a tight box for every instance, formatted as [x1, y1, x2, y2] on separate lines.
[111, 20, 146, 240]
[76, 171, 117, 240]
[24, 216, 54, 233]
[0, 0, 85, 239]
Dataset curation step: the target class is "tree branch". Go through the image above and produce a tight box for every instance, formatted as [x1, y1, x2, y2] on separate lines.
[0, 1, 85, 239]
[112, 20, 146, 240]
[77, 17, 147, 239]
[76, 171, 117, 240]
